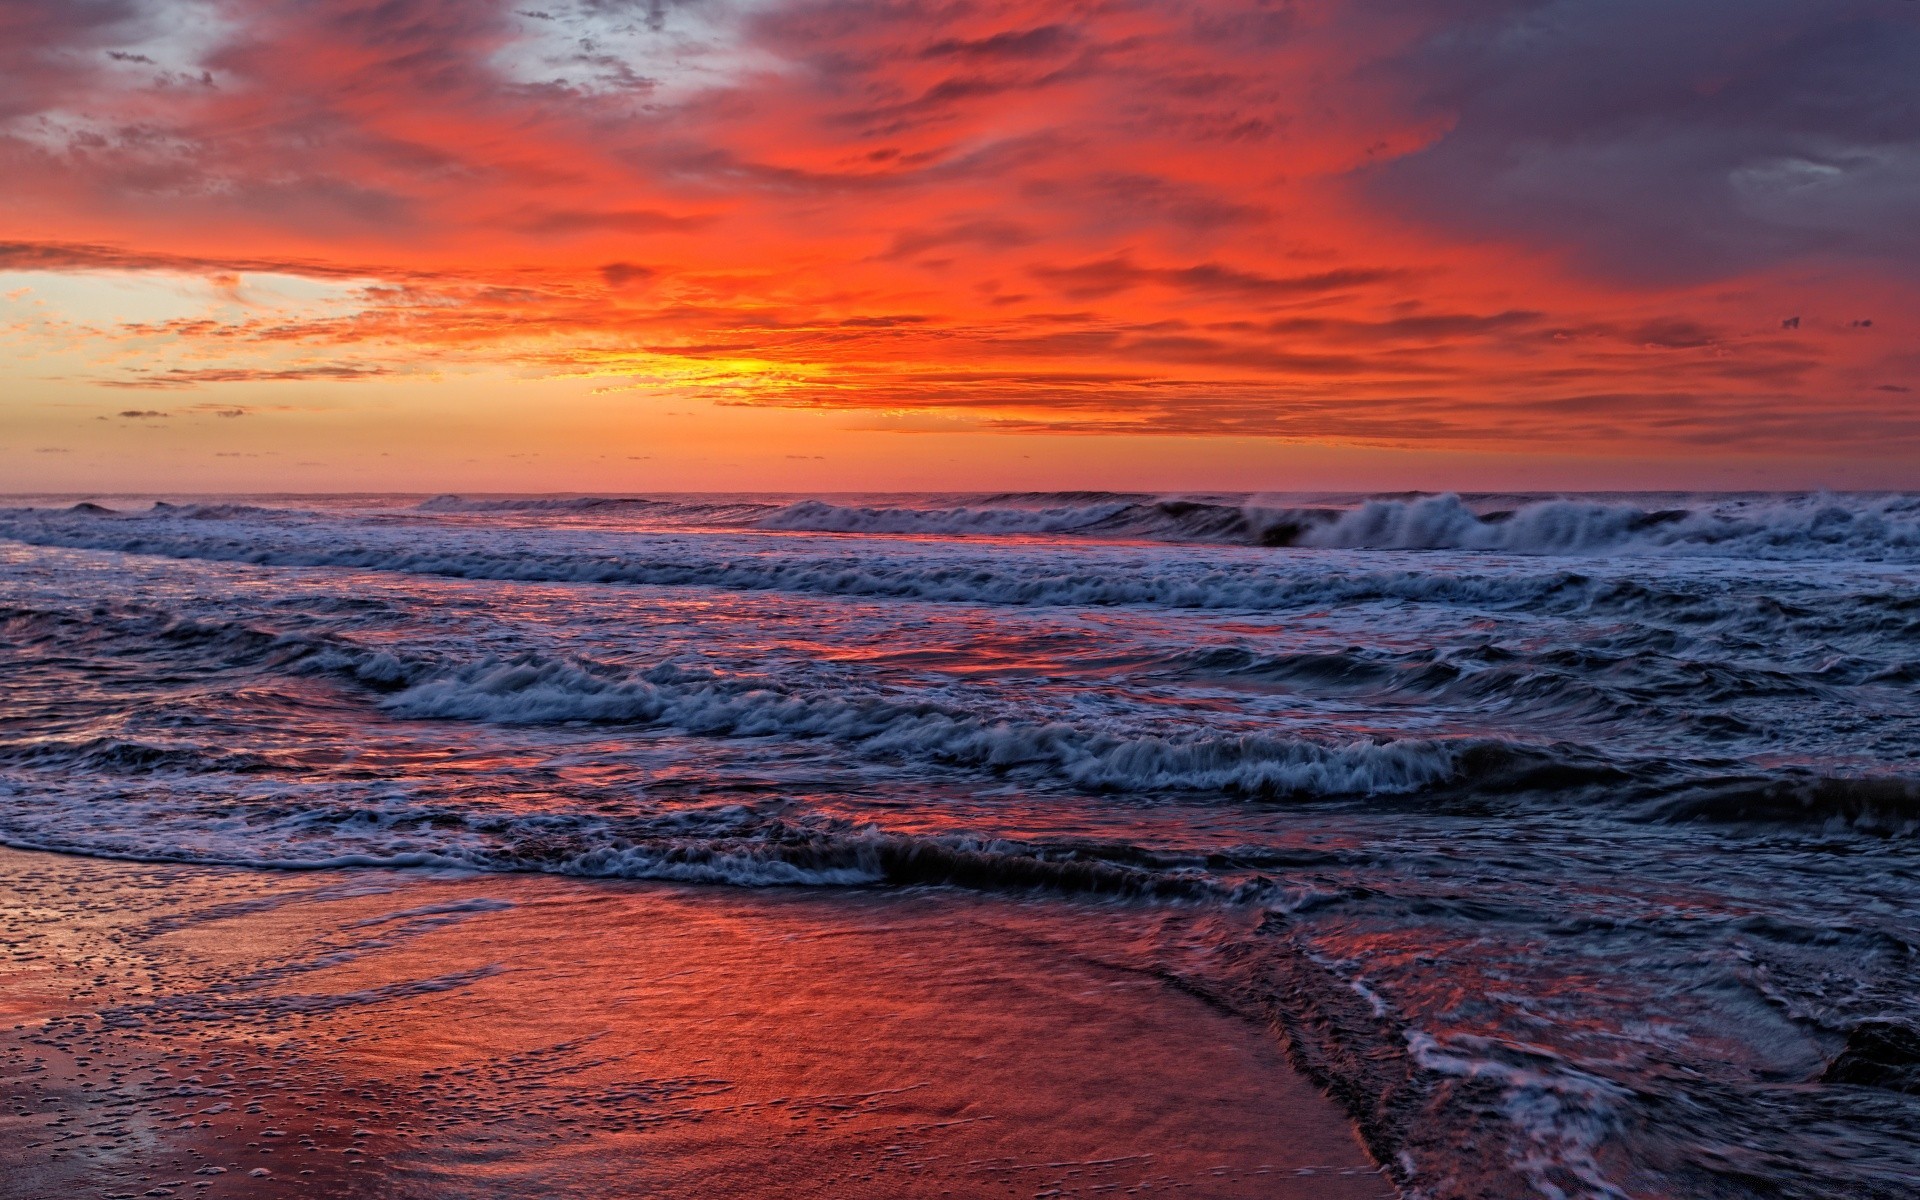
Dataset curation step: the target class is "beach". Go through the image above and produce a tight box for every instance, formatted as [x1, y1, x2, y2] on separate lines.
[0, 845, 1390, 1198]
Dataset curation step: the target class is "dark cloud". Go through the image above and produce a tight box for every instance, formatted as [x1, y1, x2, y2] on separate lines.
[920, 25, 1077, 61]
[599, 261, 656, 286]
[0, 0, 145, 119]
[1022, 173, 1269, 234]
[1031, 256, 1403, 301]
[883, 218, 1033, 259]
[1362, 0, 1920, 283]
[513, 207, 711, 235]
[1261, 311, 1543, 342]
[0, 239, 421, 281]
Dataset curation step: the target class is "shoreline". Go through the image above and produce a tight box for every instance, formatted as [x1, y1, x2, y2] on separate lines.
[0, 845, 1393, 1199]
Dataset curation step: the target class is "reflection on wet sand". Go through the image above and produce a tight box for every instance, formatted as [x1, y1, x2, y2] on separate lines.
[0, 848, 1391, 1199]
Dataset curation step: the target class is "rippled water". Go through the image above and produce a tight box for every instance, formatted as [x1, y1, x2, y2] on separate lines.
[2, 491, 1917, 1198]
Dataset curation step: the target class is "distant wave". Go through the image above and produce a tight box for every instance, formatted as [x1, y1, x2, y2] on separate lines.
[4, 517, 1881, 636]
[149, 501, 288, 520]
[401, 490, 1920, 560]
[11, 490, 1918, 560]
[1291, 493, 1920, 558]
[418, 494, 676, 514]
[416, 494, 783, 522]
[6, 520, 1917, 658]
[754, 492, 1920, 559]
[756, 497, 1143, 536]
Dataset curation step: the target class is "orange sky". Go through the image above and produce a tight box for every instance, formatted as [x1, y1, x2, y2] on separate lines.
[3, 0, 1916, 491]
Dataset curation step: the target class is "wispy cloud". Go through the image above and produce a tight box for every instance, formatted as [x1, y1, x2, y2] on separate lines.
[98, 365, 399, 390]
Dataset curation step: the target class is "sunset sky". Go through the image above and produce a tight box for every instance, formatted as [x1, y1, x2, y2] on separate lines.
[3, 0, 1916, 492]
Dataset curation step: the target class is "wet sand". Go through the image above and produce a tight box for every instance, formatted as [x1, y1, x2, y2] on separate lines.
[0, 847, 1392, 1198]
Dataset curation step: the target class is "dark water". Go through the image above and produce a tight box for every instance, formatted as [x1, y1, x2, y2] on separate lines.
[2, 491, 1917, 1197]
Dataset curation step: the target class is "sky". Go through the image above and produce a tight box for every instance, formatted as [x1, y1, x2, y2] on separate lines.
[2, 0, 1916, 493]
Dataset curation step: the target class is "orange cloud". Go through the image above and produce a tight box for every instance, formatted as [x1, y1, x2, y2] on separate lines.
[0, 0, 1914, 466]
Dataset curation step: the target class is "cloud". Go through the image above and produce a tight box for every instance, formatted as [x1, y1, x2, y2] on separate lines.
[100, 366, 395, 390]
[1030, 258, 1405, 301]
[511, 207, 712, 235]
[0, 240, 415, 281]
[599, 261, 656, 287]
[1360, 0, 1920, 284]
[883, 219, 1033, 260]
[0, 0, 1913, 460]
[921, 25, 1077, 62]
[115, 408, 168, 417]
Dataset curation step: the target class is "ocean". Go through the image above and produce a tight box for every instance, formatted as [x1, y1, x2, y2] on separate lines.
[2, 490, 1917, 1197]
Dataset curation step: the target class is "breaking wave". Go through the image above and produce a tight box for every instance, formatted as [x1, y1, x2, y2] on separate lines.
[754, 491, 1920, 560]
[10, 490, 1920, 560]
[416, 494, 781, 522]
[11, 599, 1911, 833]
[419, 494, 676, 514]
[11, 517, 1920, 644]
[375, 654, 1546, 798]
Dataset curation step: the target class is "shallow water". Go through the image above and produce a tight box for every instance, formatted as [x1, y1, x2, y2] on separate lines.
[2, 490, 1917, 1197]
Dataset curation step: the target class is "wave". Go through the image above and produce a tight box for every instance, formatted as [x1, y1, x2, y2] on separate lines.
[0, 798, 1258, 899]
[756, 497, 1142, 536]
[12, 595, 1910, 836]
[1286, 492, 1920, 558]
[763, 491, 1920, 559]
[41, 599, 1914, 829]
[0, 736, 284, 775]
[367, 649, 1530, 799]
[1, 597, 1609, 803]
[6, 516, 1892, 634]
[976, 490, 1159, 504]
[10, 491, 1920, 560]
[391, 491, 1920, 560]
[415, 494, 783, 523]
[418, 494, 678, 514]
[149, 501, 286, 520]
[1637, 773, 1920, 832]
